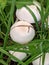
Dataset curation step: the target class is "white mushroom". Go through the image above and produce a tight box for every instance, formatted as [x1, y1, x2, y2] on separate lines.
[16, 1, 41, 23]
[44, 53, 49, 65]
[10, 21, 35, 44]
[33, 58, 41, 65]
[9, 51, 27, 61]
[32, 53, 49, 65]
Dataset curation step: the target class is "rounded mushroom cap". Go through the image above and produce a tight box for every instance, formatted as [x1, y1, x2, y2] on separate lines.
[10, 21, 35, 44]
[33, 53, 49, 65]
[44, 53, 49, 65]
[16, 1, 41, 23]
[33, 58, 41, 65]
[9, 51, 27, 61]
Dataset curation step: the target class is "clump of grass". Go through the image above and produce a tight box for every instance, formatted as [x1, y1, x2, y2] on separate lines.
[0, 0, 49, 65]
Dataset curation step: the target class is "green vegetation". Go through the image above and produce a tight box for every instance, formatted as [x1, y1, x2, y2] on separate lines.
[0, 0, 49, 65]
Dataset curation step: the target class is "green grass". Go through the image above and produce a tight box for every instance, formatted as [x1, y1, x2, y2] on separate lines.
[0, 0, 49, 65]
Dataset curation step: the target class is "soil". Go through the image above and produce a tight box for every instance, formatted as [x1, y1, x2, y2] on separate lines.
[10, 61, 33, 65]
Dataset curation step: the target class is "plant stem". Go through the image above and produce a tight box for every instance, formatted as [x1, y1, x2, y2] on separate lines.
[42, 53, 45, 65]
[3, 0, 16, 50]
[0, 0, 16, 58]
[0, 59, 8, 65]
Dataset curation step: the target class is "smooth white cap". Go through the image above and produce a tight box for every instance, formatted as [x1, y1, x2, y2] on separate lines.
[16, 1, 41, 23]
[9, 51, 27, 61]
[33, 58, 41, 65]
[10, 21, 35, 44]
[32, 53, 49, 65]
[44, 53, 49, 65]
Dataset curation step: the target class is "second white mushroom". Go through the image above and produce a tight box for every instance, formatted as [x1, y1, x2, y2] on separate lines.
[9, 51, 27, 61]
[16, 1, 41, 23]
[10, 21, 35, 44]
[32, 53, 49, 65]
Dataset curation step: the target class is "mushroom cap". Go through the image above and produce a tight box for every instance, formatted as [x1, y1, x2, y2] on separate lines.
[33, 58, 41, 65]
[44, 53, 49, 65]
[16, 1, 41, 23]
[9, 51, 27, 61]
[33, 53, 49, 65]
[10, 21, 35, 44]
